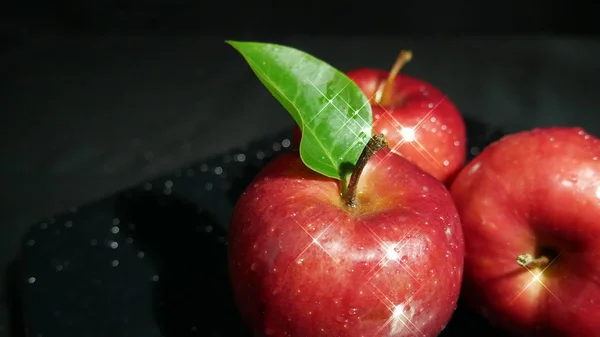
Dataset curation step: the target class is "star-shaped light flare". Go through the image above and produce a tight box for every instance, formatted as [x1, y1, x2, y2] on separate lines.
[368, 281, 427, 337]
[510, 253, 562, 305]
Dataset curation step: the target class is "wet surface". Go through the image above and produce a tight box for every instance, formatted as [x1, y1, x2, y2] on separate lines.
[14, 119, 511, 336]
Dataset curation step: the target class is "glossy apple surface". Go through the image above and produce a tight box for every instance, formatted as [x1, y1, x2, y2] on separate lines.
[293, 53, 466, 185]
[346, 67, 465, 185]
[228, 149, 464, 337]
[450, 127, 600, 337]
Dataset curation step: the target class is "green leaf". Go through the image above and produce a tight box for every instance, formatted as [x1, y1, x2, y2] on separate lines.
[226, 40, 373, 181]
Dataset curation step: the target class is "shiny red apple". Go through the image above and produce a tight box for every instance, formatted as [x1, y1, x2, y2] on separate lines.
[450, 127, 600, 337]
[294, 51, 467, 184]
[228, 135, 464, 337]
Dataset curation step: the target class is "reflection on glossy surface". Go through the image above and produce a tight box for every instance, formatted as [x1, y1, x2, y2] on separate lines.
[451, 127, 600, 337]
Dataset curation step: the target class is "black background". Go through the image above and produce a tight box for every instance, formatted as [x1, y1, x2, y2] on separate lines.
[1, 0, 598, 335]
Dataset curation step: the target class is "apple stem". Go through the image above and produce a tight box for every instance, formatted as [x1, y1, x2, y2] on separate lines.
[516, 253, 550, 269]
[376, 50, 413, 107]
[344, 134, 389, 208]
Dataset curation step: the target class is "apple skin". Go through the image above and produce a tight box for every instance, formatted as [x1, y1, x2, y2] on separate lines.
[293, 70, 466, 185]
[228, 149, 464, 337]
[449, 127, 600, 337]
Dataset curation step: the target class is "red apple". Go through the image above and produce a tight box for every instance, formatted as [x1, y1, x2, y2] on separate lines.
[293, 51, 467, 185]
[450, 127, 600, 337]
[228, 135, 464, 337]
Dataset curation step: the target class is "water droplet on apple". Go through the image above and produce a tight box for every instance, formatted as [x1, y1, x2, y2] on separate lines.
[335, 315, 349, 323]
[593, 157, 599, 161]
[296, 258, 304, 265]
[433, 147, 439, 153]
[428, 269, 435, 275]
[453, 140, 460, 146]
[443, 160, 450, 167]
[348, 308, 359, 315]
[430, 117, 437, 123]
[441, 125, 447, 131]
[400, 256, 408, 263]
[250, 263, 257, 271]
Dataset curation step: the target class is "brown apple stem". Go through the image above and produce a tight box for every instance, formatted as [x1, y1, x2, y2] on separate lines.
[376, 50, 413, 106]
[516, 254, 550, 269]
[344, 134, 389, 208]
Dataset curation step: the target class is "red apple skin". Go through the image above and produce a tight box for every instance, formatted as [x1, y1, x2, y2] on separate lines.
[449, 127, 600, 337]
[228, 149, 464, 337]
[293, 70, 466, 185]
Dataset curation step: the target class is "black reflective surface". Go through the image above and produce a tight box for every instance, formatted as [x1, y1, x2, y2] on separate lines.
[14, 118, 509, 337]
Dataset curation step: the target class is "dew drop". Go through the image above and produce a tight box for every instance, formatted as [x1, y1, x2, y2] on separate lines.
[453, 140, 460, 146]
[335, 315, 349, 323]
[250, 263, 257, 271]
[348, 308, 359, 315]
[443, 160, 450, 167]
[400, 256, 409, 263]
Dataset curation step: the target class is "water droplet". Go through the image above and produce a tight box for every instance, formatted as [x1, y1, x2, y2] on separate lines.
[250, 263, 257, 271]
[429, 269, 435, 275]
[400, 256, 409, 263]
[453, 140, 460, 146]
[358, 131, 367, 139]
[348, 308, 359, 315]
[296, 258, 304, 265]
[443, 160, 450, 167]
[430, 117, 437, 123]
[441, 125, 448, 131]
[335, 315, 348, 323]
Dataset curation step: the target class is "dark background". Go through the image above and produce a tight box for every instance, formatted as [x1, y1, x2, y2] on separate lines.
[1, 0, 598, 335]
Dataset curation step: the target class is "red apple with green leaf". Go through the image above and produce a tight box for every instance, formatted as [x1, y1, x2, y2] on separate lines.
[294, 51, 467, 185]
[227, 41, 465, 337]
[450, 127, 600, 337]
